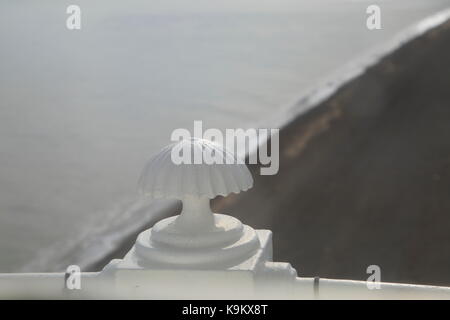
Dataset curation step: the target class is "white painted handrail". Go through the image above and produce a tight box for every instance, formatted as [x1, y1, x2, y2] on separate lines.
[293, 278, 450, 300]
[0, 273, 449, 299]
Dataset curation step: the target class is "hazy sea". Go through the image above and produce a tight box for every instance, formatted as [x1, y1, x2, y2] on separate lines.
[0, 0, 448, 272]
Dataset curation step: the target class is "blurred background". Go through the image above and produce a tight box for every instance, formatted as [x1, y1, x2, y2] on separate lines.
[0, 0, 449, 286]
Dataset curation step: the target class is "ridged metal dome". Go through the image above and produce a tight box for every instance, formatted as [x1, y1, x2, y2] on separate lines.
[139, 138, 253, 199]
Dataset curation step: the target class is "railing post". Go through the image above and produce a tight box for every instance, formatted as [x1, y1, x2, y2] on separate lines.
[102, 138, 297, 299]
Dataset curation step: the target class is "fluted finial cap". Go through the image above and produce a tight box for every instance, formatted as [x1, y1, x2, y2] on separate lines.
[133, 138, 259, 268]
[138, 138, 253, 200]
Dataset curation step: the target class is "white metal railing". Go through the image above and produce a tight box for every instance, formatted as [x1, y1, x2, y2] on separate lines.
[1, 272, 450, 299]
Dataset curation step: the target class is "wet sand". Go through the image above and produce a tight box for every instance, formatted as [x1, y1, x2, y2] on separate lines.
[91, 20, 450, 287]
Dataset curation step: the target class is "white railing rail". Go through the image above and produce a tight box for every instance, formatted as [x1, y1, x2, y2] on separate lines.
[0, 273, 449, 299]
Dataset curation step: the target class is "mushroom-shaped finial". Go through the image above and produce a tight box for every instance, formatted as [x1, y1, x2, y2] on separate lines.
[139, 138, 253, 232]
